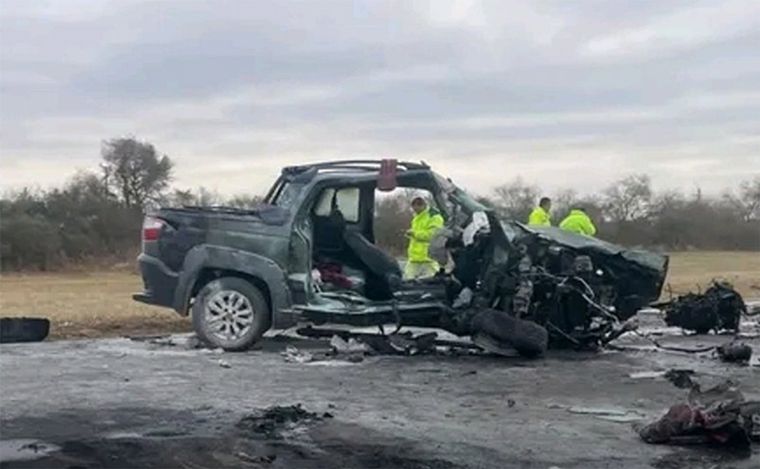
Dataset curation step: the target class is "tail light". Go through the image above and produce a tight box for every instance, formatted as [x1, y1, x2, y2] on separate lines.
[142, 216, 165, 241]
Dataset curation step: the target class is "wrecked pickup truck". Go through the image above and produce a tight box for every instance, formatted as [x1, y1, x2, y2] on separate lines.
[134, 160, 668, 356]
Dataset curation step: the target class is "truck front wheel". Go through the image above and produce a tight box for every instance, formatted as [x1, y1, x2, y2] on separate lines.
[192, 277, 270, 351]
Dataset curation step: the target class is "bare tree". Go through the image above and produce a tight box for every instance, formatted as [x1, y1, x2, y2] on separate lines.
[101, 137, 173, 209]
[195, 187, 221, 206]
[227, 194, 263, 209]
[374, 192, 410, 255]
[162, 189, 194, 207]
[602, 174, 652, 222]
[162, 187, 223, 207]
[723, 176, 760, 222]
[491, 177, 540, 222]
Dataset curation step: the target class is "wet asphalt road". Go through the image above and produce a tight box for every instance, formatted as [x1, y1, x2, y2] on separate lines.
[0, 312, 758, 469]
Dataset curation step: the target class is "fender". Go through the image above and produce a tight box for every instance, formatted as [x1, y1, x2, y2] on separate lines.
[173, 244, 292, 322]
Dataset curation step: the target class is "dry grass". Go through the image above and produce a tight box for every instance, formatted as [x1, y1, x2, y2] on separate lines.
[0, 251, 757, 340]
[663, 251, 760, 299]
[0, 271, 190, 339]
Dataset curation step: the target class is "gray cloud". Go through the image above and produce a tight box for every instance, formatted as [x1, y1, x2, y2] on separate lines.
[1, 0, 759, 196]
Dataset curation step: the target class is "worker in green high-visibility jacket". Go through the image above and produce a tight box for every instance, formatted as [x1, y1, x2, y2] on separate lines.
[527, 197, 552, 226]
[404, 197, 445, 280]
[559, 207, 597, 236]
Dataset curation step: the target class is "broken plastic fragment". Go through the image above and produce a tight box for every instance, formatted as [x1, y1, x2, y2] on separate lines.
[329, 335, 370, 354]
[629, 371, 667, 379]
[0, 440, 60, 462]
[567, 406, 646, 422]
[282, 346, 314, 364]
[462, 211, 489, 246]
[217, 359, 231, 368]
[452, 287, 473, 309]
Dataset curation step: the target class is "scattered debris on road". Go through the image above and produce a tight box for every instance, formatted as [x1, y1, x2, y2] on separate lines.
[217, 359, 231, 368]
[0, 439, 60, 463]
[629, 370, 667, 379]
[639, 380, 760, 448]
[282, 345, 316, 364]
[661, 281, 745, 334]
[628, 368, 698, 390]
[567, 406, 646, 423]
[626, 329, 755, 367]
[717, 340, 753, 364]
[384, 331, 438, 355]
[281, 341, 365, 364]
[330, 335, 371, 354]
[296, 326, 477, 357]
[664, 369, 697, 389]
[236, 404, 332, 439]
[236, 451, 277, 465]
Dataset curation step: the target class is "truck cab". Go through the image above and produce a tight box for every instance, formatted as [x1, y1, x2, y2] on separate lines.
[135, 160, 494, 350]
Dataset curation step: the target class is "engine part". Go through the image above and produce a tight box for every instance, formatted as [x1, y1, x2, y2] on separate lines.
[663, 282, 745, 334]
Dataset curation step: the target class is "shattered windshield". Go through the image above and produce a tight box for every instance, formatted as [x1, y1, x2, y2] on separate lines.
[269, 181, 303, 209]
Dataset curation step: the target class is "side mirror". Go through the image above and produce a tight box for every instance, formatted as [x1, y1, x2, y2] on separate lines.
[377, 158, 398, 191]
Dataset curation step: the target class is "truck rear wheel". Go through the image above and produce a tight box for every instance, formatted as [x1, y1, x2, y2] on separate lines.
[192, 277, 270, 351]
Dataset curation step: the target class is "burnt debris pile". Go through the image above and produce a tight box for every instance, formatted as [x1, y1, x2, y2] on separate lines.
[639, 381, 760, 448]
[716, 341, 753, 364]
[237, 404, 332, 439]
[662, 282, 746, 334]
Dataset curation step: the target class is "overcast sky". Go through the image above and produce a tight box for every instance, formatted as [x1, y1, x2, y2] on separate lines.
[1, 0, 758, 197]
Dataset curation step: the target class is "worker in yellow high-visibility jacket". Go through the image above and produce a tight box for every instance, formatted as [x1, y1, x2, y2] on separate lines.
[404, 197, 444, 280]
[559, 207, 597, 236]
[527, 197, 552, 226]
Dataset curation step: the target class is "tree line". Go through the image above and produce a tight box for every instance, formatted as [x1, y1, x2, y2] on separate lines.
[1, 137, 758, 270]
[479, 174, 759, 252]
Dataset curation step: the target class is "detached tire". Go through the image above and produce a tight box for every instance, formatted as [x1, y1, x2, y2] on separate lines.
[192, 277, 270, 351]
[0, 318, 50, 343]
[471, 309, 548, 358]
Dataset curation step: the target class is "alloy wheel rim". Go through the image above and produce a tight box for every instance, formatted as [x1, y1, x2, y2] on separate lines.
[204, 290, 254, 342]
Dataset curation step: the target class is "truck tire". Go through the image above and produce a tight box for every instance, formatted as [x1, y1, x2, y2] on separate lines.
[470, 309, 548, 358]
[192, 277, 270, 351]
[0, 317, 50, 343]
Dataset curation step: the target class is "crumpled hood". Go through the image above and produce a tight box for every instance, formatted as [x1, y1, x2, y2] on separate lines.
[510, 222, 668, 274]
